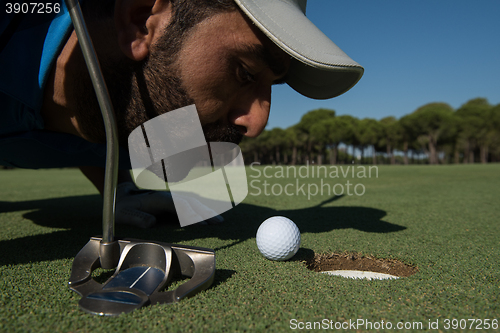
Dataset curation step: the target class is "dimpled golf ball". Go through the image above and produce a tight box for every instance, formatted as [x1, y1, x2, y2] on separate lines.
[256, 216, 301, 261]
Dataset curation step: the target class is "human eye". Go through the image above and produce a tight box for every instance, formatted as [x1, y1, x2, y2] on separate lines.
[236, 64, 256, 84]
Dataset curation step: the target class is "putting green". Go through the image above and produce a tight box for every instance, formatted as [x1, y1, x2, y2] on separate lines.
[0, 164, 499, 332]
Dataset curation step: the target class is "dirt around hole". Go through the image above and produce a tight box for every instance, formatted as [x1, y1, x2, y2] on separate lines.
[305, 252, 418, 278]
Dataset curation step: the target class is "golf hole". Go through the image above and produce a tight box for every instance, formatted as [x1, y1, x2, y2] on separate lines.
[305, 253, 418, 280]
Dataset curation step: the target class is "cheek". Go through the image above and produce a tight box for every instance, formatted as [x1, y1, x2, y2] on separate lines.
[179, 50, 236, 125]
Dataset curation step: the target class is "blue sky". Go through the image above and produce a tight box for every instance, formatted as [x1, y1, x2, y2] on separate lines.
[267, 0, 500, 130]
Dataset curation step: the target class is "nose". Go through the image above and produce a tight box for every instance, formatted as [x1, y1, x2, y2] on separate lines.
[229, 85, 271, 138]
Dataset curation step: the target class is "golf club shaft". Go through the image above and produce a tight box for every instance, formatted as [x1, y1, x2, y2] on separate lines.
[64, 0, 119, 265]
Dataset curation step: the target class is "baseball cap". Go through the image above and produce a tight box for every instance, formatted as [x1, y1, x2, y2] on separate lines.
[233, 0, 364, 99]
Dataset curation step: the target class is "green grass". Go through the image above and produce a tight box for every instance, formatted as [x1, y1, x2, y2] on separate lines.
[0, 164, 499, 332]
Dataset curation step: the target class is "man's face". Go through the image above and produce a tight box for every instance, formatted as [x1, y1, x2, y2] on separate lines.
[143, 9, 290, 181]
[174, 10, 290, 139]
[74, 8, 290, 147]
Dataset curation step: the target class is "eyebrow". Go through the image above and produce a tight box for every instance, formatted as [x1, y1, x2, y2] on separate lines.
[236, 44, 289, 84]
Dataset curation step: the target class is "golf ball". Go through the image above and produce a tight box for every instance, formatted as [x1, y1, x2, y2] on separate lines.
[256, 216, 301, 261]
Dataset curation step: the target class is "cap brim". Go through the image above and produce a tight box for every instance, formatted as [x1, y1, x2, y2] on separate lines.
[234, 0, 364, 99]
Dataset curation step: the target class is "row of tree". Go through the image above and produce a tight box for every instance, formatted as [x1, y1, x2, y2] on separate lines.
[240, 98, 500, 165]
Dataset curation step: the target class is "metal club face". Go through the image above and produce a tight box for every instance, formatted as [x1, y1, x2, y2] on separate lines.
[68, 237, 216, 316]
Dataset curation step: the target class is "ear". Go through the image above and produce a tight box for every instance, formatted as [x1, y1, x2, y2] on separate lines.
[114, 0, 173, 61]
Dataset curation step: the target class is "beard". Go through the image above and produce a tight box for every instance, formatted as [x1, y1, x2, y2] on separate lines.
[70, 30, 243, 182]
[71, 36, 243, 149]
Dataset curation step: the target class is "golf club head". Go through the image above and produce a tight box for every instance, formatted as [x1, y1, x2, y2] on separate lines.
[68, 237, 215, 316]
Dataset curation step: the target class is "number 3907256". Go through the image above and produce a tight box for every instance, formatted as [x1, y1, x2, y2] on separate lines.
[6, 3, 61, 14]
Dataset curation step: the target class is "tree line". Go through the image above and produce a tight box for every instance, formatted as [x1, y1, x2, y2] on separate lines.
[240, 98, 500, 165]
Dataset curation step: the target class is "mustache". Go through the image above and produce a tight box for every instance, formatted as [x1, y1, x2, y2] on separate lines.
[202, 121, 243, 145]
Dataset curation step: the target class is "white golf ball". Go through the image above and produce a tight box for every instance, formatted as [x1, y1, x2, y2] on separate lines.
[256, 216, 301, 261]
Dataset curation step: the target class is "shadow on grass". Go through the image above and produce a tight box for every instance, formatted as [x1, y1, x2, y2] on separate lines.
[290, 248, 316, 262]
[0, 193, 405, 266]
[210, 269, 237, 289]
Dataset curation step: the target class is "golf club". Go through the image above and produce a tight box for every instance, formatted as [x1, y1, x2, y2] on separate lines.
[64, 0, 216, 316]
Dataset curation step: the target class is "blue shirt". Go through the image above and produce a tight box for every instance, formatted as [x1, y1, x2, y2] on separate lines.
[0, 1, 131, 169]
